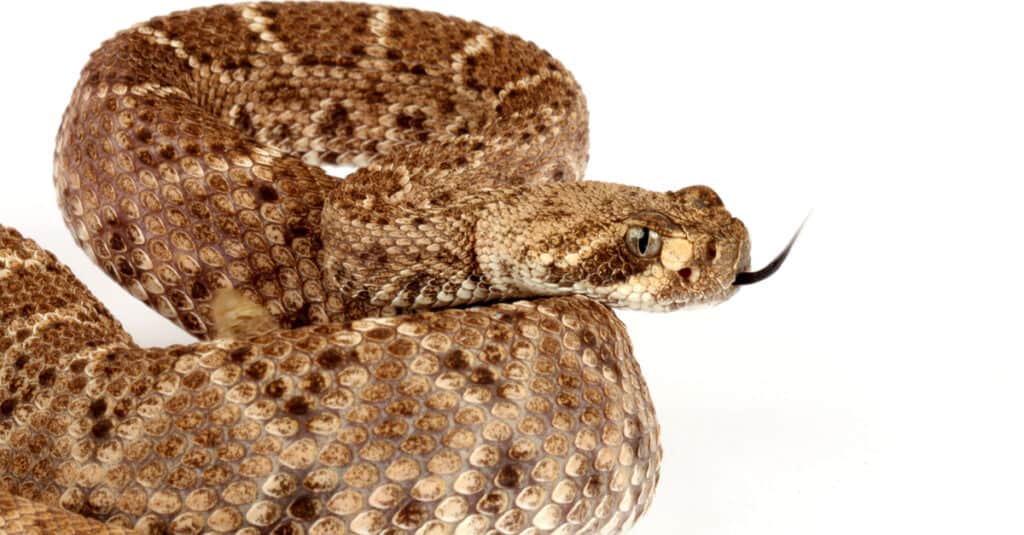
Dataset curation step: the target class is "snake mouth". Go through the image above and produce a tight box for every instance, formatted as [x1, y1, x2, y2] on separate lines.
[733, 218, 805, 286]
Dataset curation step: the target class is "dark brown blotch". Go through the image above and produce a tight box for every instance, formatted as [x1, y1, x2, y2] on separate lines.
[182, 370, 208, 390]
[470, 367, 496, 385]
[236, 108, 253, 132]
[158, 144, 176, 160]
[495, 464, 524, 488]
[301, 372, 326, 393]
[584, 474, 605, 496]
[257, 185, 279, 203]
[284, 396, 310, 415]
[288, 495, 320, 520]
[244, 361, 269, 381]
[115, 257, 134, 278]
[88, 398, 108, 418]
[264, 378, 288, 399]
[284, 302, 312, 329]
[190, 281, 211, 300]
[38, 368, 56, 387]
[477, 491, 508, 514]
[445, 350, 470, 370]
[108, 233, 126, 252]
[580, 329, 597, 348]
[316, 348, 351, 369]
[394, 501, 430, 528]
[229, 345, 252, 363]
[91, 419, 113, 439]
[182, 313, 204, 333]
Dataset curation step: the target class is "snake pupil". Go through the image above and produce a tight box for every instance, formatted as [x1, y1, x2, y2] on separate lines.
[637, 228, 650, 255]
[625, 226, 661, 258]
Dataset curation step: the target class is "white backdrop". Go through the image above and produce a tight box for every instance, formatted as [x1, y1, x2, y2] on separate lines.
[3, 1, 1023, 533]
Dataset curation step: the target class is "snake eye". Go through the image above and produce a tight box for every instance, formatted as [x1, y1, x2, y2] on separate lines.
[625, 226, 662, 258]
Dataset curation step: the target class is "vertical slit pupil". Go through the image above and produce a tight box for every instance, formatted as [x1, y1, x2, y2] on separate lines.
[638, 228, 650, 255]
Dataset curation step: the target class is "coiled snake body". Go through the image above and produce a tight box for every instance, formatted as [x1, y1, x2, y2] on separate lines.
[0, 3, 764, 533]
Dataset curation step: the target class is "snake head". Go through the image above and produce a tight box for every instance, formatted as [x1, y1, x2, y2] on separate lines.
[477, 182, 758, 311]
[593, 184, 754, 310]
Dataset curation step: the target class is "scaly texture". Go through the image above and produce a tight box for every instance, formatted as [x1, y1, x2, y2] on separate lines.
[0, 226, 657, 534]
[2, 2, 754, 533]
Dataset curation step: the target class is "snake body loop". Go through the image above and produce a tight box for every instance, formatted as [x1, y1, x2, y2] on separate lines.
[0, 2, 759, 533]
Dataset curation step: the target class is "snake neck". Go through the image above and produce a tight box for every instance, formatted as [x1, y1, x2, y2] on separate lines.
[320, 179, 516, 317]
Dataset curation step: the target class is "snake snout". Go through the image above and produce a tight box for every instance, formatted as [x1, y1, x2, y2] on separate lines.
[672, 238, 721, 284]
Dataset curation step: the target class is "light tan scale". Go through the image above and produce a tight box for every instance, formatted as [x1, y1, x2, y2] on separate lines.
[1, 2, 794, 533]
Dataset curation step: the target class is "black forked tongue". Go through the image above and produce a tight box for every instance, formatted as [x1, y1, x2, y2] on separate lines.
[733, 218, 806, 286]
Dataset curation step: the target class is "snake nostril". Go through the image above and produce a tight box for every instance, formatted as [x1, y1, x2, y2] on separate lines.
[706, 242, 718, 261]
[678, 267, 692, 281]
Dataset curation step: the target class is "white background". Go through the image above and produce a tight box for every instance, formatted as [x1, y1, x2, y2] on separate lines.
[3, 1, 1024, 534]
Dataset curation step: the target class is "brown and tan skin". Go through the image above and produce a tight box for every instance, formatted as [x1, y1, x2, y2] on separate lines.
[0, 2, 756, 533]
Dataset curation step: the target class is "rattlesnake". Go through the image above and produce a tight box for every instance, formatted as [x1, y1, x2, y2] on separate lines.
[0, 3, 790, 533]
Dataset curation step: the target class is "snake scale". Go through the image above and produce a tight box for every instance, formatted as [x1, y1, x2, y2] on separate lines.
[0, 2, 789, 533]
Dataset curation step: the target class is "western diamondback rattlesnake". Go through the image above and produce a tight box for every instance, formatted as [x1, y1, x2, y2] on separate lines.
[0, 2, 791, 533]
